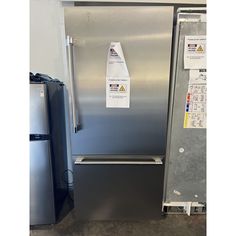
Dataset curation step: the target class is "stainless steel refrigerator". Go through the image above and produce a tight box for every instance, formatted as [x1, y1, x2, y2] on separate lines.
[64, 6, 174, 220]
[30, 77, 69, 225]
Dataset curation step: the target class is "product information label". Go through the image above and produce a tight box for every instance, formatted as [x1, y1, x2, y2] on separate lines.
[183, 69, 207, 128]
[184, 35, 206, 69]
[106, 42, 130, 108]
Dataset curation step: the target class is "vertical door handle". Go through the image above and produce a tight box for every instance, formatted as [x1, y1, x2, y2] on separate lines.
[66, 36, 80, 133]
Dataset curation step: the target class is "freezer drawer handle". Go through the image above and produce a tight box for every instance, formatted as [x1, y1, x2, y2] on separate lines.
[66, 36, 80, 133]
[74, 157, 163, 165]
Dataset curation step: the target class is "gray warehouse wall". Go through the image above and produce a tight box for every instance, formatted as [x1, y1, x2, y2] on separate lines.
[30, 0, 68, 80]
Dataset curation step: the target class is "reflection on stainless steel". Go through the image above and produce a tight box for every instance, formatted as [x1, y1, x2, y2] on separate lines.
[30, 140, 55, 225]
[64, 6, 174, 155]
[30, 84, 49, 135]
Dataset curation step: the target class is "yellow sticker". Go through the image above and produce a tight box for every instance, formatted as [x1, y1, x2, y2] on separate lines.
[119, 85, 126, 92]
[184, 112, 189, 128]
[197, 45, 204, 52]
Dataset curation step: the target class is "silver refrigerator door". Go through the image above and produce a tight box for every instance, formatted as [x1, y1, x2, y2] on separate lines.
[30, 83, 49, 135]
[30, 140, 55, 225]
[64, 6, 174, 155]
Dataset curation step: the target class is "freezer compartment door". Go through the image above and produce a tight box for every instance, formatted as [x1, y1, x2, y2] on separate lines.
[30, 83, 49, 135]
[74, 158, 164, 220]
[30, 140, 55, 225]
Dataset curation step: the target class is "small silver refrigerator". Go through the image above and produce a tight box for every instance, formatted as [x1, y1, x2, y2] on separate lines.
[30, 83, 55, 225]
[30, 78, 68, 225]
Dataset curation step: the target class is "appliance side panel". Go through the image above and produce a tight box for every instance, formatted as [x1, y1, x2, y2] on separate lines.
[165, 22, 206, 202]
[47, 83, 69, 192]
[64, 6, 174, 155]
[63, 87, 74, 189]
[30, 140, 55, 225]
[30, 84, 49, 135]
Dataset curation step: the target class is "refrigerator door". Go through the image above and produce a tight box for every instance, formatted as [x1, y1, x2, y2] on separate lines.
[30, 83, 49, 135]
[64, 6, 174, 155]
[30, 140, 55, 225]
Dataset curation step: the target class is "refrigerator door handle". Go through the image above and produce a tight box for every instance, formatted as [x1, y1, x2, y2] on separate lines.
[74, 157, 163, 165]
[66, 36, 79, 133]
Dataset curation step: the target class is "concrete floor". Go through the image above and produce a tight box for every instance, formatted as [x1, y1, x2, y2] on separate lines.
[30, 211, 206, 236]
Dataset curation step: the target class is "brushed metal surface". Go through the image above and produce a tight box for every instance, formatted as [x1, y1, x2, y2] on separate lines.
[30, 140, 55, 225]
[74, 164, 164, 220]
[30, 83, 49, 135]
[64, 6, 174, 155]
[164, 15, 206, 202]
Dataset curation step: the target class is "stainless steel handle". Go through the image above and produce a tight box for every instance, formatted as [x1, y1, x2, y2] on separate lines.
[74, 157, 163, 165]
[66, 36, 79, 133]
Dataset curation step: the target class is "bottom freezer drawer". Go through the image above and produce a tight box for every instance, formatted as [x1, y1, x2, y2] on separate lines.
[74, 163, 164, 220]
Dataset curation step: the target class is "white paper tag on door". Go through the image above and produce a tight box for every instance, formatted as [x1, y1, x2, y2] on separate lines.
[106, 42, 130, 108]
[184, 35, 206, 69]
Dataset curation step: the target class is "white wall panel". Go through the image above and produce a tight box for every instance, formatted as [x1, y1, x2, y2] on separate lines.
[30, 0, 68, 80]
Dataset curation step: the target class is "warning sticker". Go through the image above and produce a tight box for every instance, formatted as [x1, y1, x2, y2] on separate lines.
[197, 45, 204, 52]
[109, 84, 127, 93]
[106, 42, 130, 108]
[119, 85, 126, 92]
[184, 36, 206, 69]
[183, 69, 207, 129]
[109, 84, 119, 92]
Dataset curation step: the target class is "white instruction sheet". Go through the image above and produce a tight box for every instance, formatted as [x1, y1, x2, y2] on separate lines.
[106, 42, 130, 108]
[184, 35, 206, 69]
[183, 69, 207, 128]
